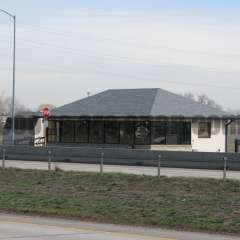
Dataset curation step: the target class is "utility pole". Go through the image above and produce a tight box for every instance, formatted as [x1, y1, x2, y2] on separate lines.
[0, 9, 16, 145]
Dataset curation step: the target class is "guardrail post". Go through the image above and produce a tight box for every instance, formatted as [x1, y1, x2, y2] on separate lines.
[223, 156, 228, 181]
[158, 154, 161, 178]
[100, 152, 104, 175]
[48, 150, 52, 171]
[2, 149, 6, 169]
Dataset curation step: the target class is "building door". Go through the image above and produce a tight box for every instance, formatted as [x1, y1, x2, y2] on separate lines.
[235, 139, 240, 153]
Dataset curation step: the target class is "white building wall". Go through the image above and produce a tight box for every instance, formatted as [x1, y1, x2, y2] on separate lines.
[151, 145, 192, 151]
[191, 119, 225, 152]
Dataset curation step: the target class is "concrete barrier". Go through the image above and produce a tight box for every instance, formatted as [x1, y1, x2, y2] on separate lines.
[0, 145, 239, 170]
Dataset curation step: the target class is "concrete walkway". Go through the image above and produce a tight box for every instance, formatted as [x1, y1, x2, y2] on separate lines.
[3, 160, 240, 180]
[0, 213, 239, 240]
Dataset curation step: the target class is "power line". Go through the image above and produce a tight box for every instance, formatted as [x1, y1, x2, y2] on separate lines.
[1, 27, 240, 91]
[2, 22, 240, 59]
[18, 23, 240, 58]
[0, 36, 238, 74]
[1, 56, 240, 92]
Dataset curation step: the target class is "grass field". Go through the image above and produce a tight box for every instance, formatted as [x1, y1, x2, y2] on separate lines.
[0, 168, 240, 234]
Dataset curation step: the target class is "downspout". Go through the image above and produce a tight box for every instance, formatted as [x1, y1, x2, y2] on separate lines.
[225, 119, 234, 153]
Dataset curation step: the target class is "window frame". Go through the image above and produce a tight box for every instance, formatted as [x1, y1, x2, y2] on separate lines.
[151, 121, 167, 145]
[104, 121, 120, 144]
[75, 120, 89, 143]
[61, 120, 75, 143]
[47, 121, 58, 143]
[134, 121, 151, 145]
[120, 121, 134, 145]
[151, 121, 191, 145]
[89, 121, 104, 144]
[198, 122, 211, 138]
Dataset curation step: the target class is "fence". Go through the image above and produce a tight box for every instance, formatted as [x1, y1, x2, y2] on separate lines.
[0, 145, 237, 180]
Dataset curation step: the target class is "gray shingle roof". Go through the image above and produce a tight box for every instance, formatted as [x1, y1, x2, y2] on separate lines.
[50, 88, 228, 118]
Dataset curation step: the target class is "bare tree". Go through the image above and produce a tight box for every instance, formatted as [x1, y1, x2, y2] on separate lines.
[38, 104, 55, 112]
[4, 97, 29, 114]
[227, 108, 240, 115]
[197, 94, 222, 110]
[0, 92, 7, 114]
[182, 92, 195, 100]
[0, 91, 28, 115]
[182, 92, 222, 110]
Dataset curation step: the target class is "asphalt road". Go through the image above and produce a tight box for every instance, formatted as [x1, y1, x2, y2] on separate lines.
[0, 213, 238, 240]
[3, 160, 240, 179]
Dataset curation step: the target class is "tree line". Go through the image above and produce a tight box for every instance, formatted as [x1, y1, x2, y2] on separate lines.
[182, 92, 222, 110]
[0, 92, 28, 115]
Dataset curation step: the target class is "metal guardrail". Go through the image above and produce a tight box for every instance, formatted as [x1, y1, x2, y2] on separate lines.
[7, 137, 46, 147]
[0, 147, 234, 180]
[0, 144, 239, 165]
[14, 137, 34, 145]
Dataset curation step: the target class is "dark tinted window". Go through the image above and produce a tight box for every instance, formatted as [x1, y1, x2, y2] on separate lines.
[120, 121, 134, 145]
[151, 121, 191, 145]
[105, 122, 120, 144]
[5, 118, 36, 130]
[180, 122, 191, 144]
[166, 122, 179, 144]
[75, 121, 88, 143]
[151, 122, 166, 144]
[89, 121, 104, 144]
[16, 118, 26, 130]
[166, 122, 191, 145]
[134, 121, 150, 145]
[61, 121, 74, 142]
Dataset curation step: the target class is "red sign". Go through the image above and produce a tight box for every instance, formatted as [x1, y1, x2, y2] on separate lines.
[42, 107, 50, 119]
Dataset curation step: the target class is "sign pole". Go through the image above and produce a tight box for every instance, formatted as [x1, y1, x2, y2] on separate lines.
[44, 122, 47, 147]
[42, 107, 50, 148]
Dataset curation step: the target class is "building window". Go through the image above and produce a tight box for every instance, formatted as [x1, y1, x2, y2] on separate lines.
[235, 139, 240, 153]
[6, 118, 36, 131]
[26, 118, 36, 130]
[120, 121, 134, 145]
[89, 121, 104, 144]
[198, 122, 211, 138]
[16, 118, 26, 130]
[180, 122, 191, 144]
[166, 122, 179, 144]
[56, 120, 191, 146]
[47, 121, 58, 143]
[75, 121, 88, 143]
[105, 122, 120, 144]
[134, 121, 151, 145]
[151, 121, 191, 145]
[151, 122, 166, 144]
[61, 121, 75, 142]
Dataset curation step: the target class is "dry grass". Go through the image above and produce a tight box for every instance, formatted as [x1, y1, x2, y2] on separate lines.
[0, 168, 239, 234]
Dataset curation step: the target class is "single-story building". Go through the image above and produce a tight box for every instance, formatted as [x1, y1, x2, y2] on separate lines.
[35, 88, 238, 152]
[227, 120, 240, 152]
[2, 114, 37, 145]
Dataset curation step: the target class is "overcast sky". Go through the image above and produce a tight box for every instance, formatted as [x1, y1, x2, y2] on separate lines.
[1, 0, 240, 110]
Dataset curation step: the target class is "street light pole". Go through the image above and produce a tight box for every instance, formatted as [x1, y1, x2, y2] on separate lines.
[12, 15, 16, 145]
[0, 9, 16, 145]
